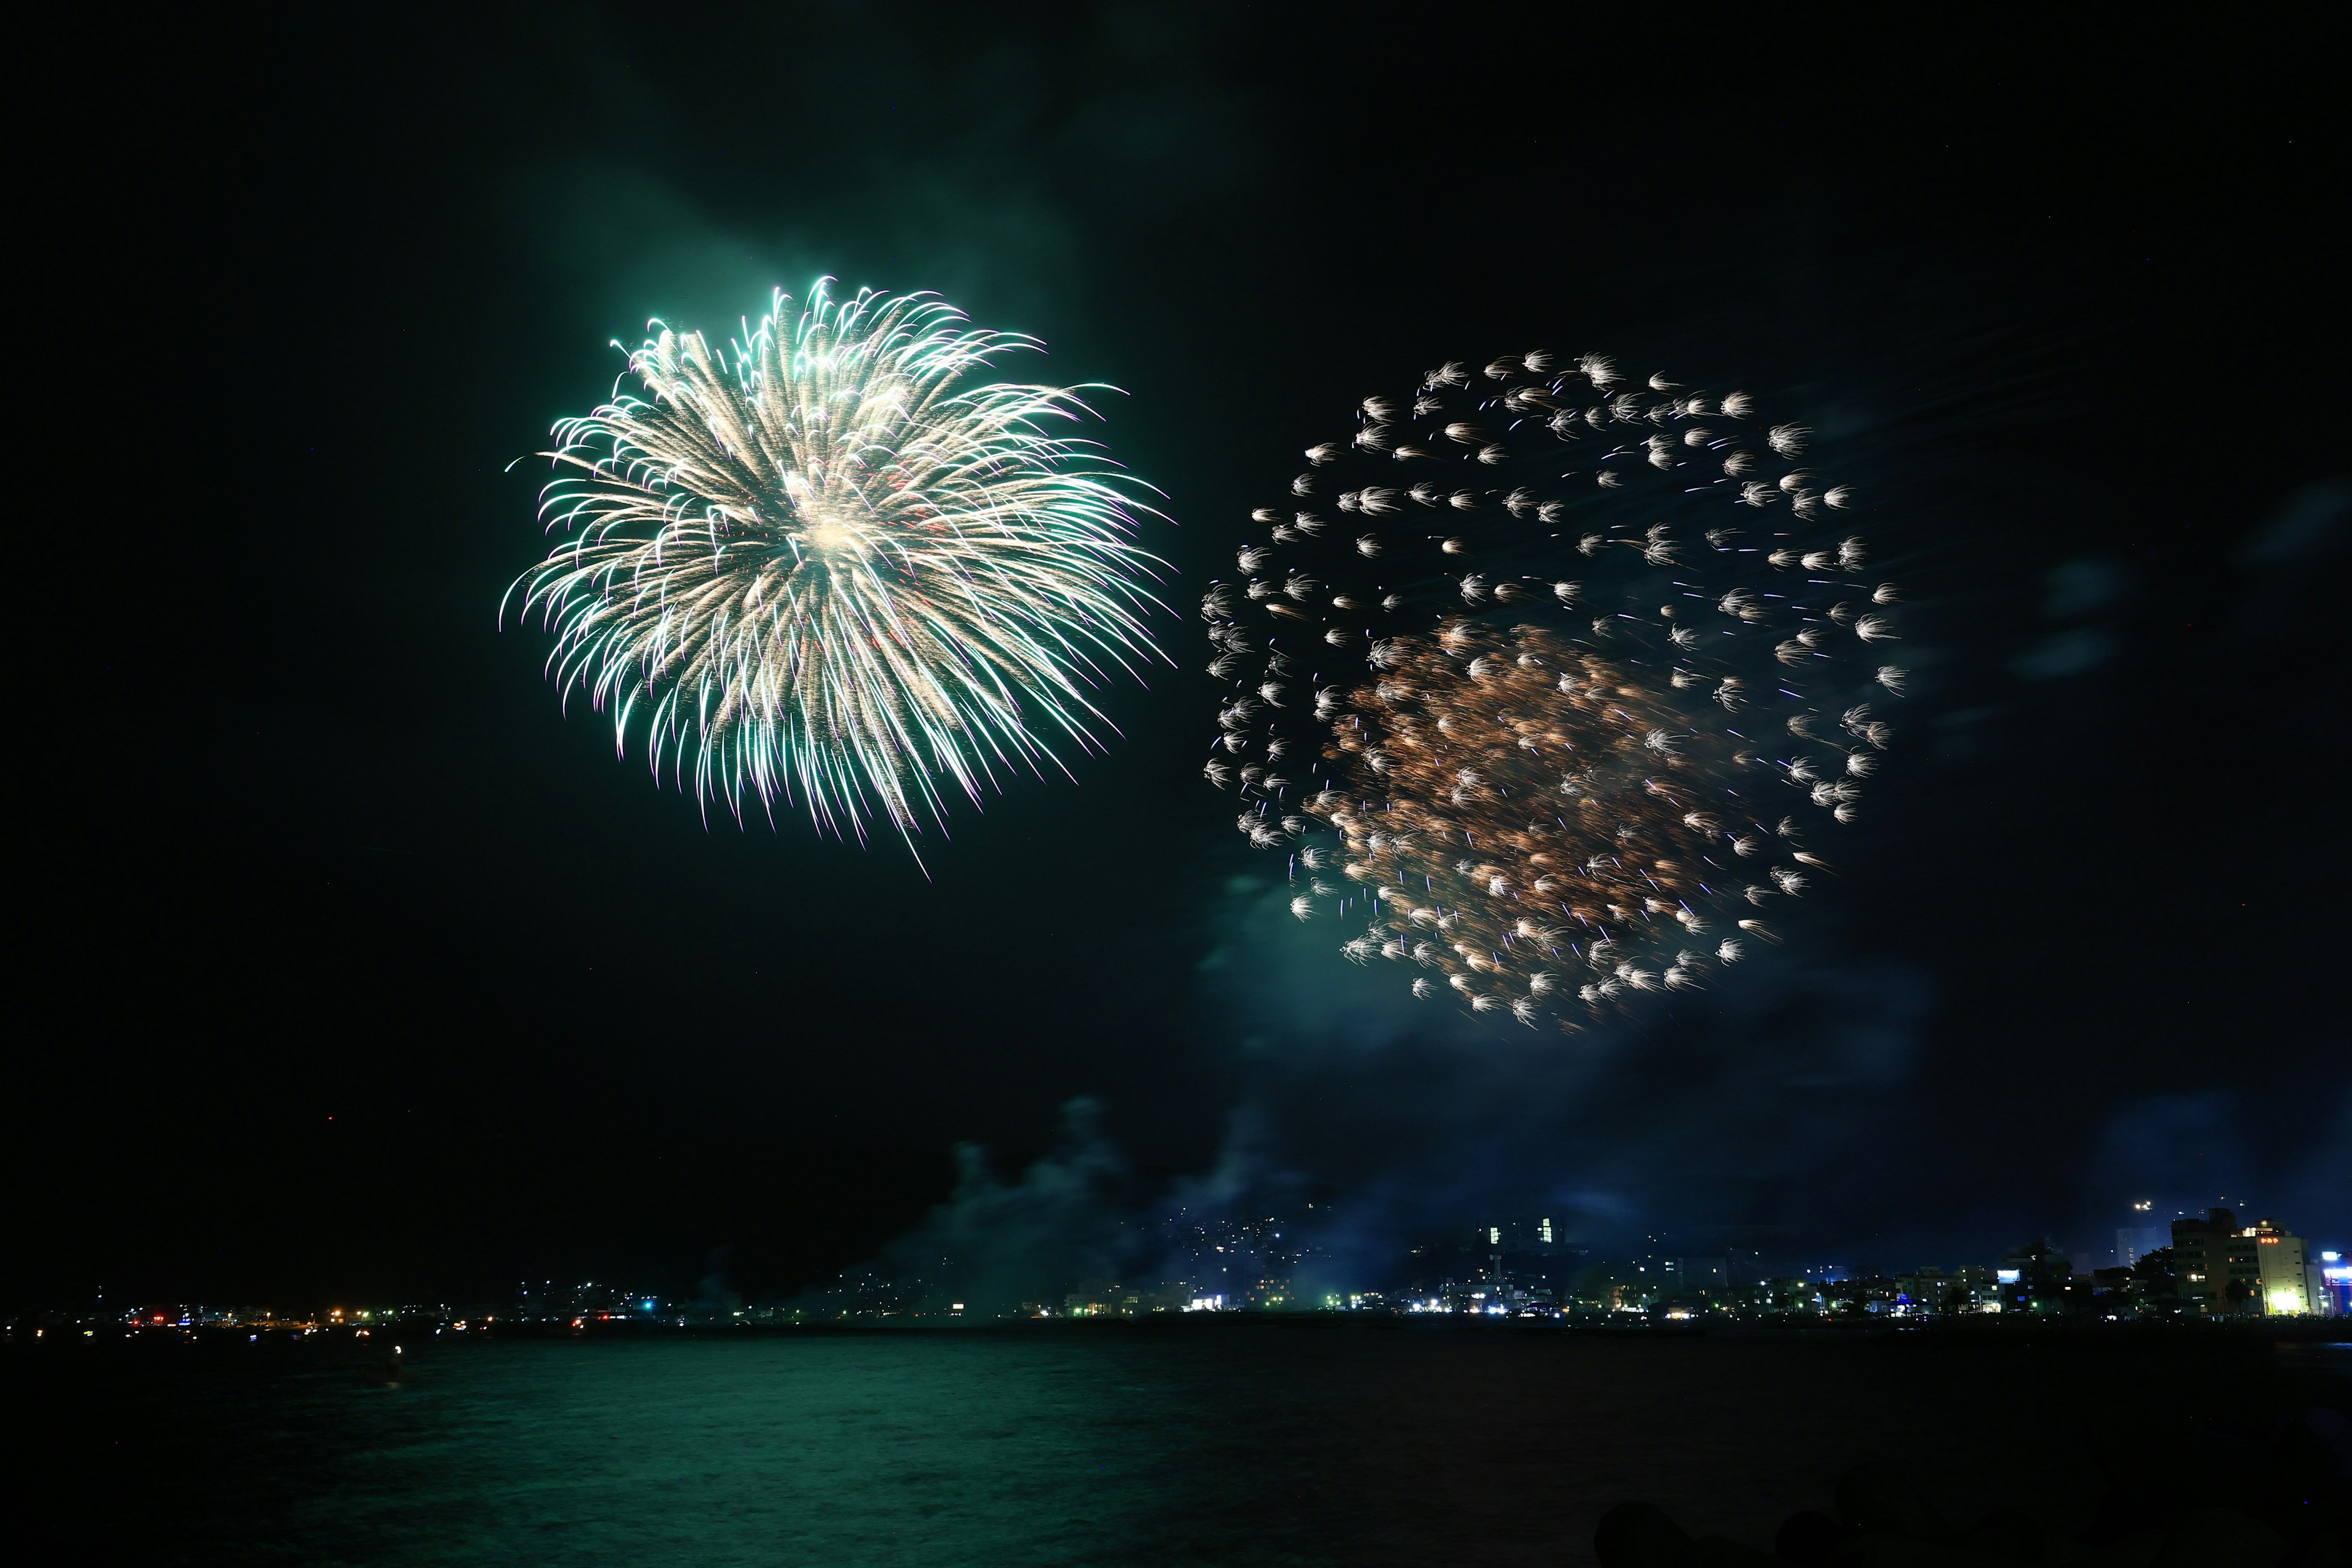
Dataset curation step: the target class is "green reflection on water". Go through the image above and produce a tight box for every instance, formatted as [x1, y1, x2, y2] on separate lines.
[290, 1336, 1224, 1567]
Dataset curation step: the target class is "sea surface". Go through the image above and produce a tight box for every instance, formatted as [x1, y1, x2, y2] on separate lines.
[13, 1322, 2346, 1566]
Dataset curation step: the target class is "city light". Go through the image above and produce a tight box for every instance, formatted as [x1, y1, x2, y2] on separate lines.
[14, 1206, 2337, 1333]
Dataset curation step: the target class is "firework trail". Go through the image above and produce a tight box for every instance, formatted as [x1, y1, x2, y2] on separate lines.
[1204, 355, 1901, 1028]
[509, 281, 1169, 848]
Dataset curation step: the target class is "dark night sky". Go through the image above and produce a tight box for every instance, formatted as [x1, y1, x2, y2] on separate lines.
[16, 5, 2347, 1307]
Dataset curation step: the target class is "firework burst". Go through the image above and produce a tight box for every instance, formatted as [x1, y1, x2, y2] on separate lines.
[1205, 355, 1900, 1028]
[509, 281, 1168, 847]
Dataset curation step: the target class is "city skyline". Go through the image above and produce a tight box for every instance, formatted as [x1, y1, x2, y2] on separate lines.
[32, 1194, 2342, 1331]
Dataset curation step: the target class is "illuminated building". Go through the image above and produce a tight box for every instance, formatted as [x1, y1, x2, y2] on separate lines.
[1995, 1242, 2071, 1314]
[2319, 1253, 2350, 1317]
[2169, 1208, 2261, 1316]
[2245, 1218, 2319, 1317]
[1475, 1218, 1570, 1255]
[1441, 1219, 1585, 1309]
[1893, 1267, 1991, 1314]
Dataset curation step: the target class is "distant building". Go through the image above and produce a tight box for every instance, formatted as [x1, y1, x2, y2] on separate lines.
[1660, 1257, 1727, 1289]
[2171, 1208, 2261, 1315]
[2247, 1218, 2320, 1316]
[1996, 1242, 2073, 1314]
[1477, 1217, 1568, 1254]
[1569, 1260, 1662, 1312]
[1894, 1267, 1991, 1314]
[1063, 1280, 1123, 1317]
[1761, 1276, 1823, 1314]
[2115, 1226, 2167, 1267]
[2318, 1253, 2350, 1317]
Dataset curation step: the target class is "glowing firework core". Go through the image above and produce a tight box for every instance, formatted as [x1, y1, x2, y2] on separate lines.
[510, 281, 1167, 845]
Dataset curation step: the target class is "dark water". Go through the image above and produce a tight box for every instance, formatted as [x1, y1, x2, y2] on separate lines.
[15, 1324, 2346, 1566]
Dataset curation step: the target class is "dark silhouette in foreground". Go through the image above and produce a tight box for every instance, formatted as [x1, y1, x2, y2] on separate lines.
[1596, 1407, 2349, 1568]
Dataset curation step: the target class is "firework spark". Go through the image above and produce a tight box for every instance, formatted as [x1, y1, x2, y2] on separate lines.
[1206, 355, 1899, 1027]
[509, 282, 1168, 847]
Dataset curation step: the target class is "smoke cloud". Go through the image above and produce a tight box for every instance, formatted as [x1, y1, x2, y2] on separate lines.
[803, 875, 1944, 1313]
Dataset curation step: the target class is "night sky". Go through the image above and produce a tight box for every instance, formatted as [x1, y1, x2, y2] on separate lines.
[18, 6, 2346, 1308]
